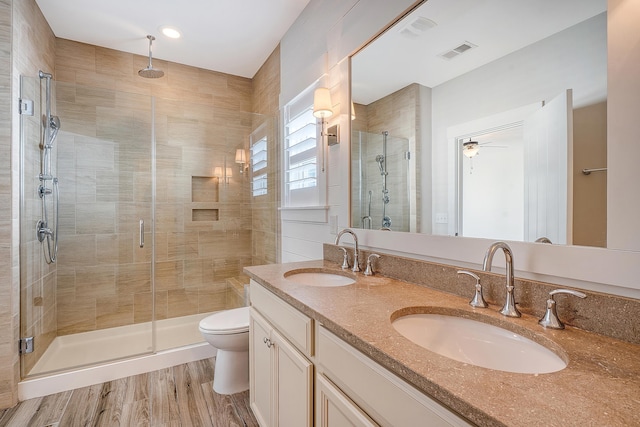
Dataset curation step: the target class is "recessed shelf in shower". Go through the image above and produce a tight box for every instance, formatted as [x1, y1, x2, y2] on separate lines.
[191, 176, 219, 202]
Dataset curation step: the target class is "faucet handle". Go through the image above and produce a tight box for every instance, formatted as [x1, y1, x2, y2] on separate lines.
[457, 270, 488, 308]
[364, 254, 381, 276]
[338, 247, 350, 270]
[538, 289, 587, 329]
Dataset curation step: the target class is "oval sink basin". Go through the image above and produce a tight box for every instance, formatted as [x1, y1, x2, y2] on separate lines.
[392, 313, 566, 374]
[284, 269, 355, 287]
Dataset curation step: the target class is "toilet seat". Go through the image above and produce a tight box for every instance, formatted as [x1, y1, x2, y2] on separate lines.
[199, 306, 249, 335]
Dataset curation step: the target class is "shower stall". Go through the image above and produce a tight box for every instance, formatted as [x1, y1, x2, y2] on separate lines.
[351, 130, 411, 232]
[19, 73, 275, 382]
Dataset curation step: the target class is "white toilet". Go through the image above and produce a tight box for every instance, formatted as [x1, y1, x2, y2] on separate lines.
[199, 306, 250, 395]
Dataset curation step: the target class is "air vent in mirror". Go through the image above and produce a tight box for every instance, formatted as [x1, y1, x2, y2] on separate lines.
[439, 41, 477, 60]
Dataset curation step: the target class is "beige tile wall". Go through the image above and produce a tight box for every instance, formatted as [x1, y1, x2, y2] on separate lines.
[3, 0, 281, 406]
[52, 39, 271, 336]
[250, 46, 280, 266]
[0, 0, 15, 409]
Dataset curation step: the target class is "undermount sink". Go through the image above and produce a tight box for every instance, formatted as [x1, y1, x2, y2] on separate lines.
[284, 269, 355, 287]
[392, 312, 567, 374]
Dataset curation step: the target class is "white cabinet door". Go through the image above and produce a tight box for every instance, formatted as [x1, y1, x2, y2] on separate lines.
[272, 328, 313, 427]
[250, 308, 273, 427]
[250, 307, 313, 427]
[316, 373, 378, 427]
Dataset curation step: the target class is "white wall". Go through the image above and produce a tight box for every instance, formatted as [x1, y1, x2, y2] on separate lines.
[430, 13, 606, 234]
[278, 0, 640, 298]
[279, 0, 417, 262]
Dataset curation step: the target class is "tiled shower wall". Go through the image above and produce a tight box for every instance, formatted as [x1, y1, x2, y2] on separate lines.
[250, 46, 280, 266]
[0, 0, 16, 408]
[351, 83, 423, 232]
[51, 39, 275, 336]
[2, 0, 281, 408]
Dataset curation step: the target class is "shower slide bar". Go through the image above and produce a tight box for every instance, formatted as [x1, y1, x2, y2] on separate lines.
[37, 70, 61, 264]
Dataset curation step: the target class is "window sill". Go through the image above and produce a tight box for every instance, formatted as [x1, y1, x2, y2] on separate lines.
[279, 206, 329, 223]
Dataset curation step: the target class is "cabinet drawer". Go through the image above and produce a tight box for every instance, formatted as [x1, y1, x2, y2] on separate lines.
[317, 326, 472, 427]
[250, 279, 313, 356]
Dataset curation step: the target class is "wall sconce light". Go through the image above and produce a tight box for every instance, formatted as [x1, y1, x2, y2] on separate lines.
[313, 87, 340, 150]
[235, 149, 248, 174]
[214, 166, 232, 184]
[313, 87, 333, 119]
[351, 100, 356, 121]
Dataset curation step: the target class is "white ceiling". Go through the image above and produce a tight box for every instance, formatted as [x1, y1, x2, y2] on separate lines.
[36, 0, 311, 78]
[352, 0, 607, 105]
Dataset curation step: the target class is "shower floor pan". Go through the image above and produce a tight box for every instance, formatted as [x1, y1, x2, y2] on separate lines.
[19, 312, 217, 400]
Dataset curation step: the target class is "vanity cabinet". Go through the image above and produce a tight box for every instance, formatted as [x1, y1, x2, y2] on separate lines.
[249, 279, 471, 427]
[249, 280, 313, 427]
[316, 372, 378, 427]
[316, 326, 472, 427]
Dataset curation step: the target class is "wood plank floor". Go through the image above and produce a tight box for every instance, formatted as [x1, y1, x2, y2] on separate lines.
[0, 358, 259, 427]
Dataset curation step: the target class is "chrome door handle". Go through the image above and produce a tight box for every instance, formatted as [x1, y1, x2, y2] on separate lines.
[139, 219, 144, 248]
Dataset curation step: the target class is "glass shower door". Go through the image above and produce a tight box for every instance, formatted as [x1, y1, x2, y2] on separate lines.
[19, 75, 155, 377]
[351, 130, 411, 232]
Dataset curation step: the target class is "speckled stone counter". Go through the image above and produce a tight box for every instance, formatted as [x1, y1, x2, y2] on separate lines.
[245, 260, 640, 427]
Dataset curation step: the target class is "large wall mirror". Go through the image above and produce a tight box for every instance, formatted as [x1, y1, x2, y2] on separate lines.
[350, 0, 610, 249]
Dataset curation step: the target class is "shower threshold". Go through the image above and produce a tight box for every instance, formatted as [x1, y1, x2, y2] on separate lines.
[19, 312, 217, 400]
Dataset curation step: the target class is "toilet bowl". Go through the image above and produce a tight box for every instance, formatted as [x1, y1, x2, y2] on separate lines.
[199, 306, 250, 395]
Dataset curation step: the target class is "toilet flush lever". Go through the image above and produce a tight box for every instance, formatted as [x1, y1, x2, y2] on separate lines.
[457, 270, 488, 308]
[539, 289, 587, 329]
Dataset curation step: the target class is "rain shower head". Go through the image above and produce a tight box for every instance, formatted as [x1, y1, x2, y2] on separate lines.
[138, 35, 165, 78]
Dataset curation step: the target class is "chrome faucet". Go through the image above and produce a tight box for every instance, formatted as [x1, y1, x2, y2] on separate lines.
[482, 241, 521, 317]
[335, 229, 361, 272]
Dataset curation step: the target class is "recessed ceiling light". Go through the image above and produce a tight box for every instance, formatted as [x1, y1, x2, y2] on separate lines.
[160, 26, 181, 39]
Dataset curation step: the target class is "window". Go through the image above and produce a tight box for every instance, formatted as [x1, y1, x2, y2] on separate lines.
[251, 135, 268, 197]
[283, 87, 324, 207]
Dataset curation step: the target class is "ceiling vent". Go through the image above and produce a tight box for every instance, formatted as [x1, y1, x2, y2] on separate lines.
[398, 16, 437, 39]
[439, 41, 477, 60]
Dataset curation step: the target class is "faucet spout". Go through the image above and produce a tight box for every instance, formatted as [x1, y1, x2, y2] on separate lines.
[483, 241, 521, 317]
[335, 229, 361, 272]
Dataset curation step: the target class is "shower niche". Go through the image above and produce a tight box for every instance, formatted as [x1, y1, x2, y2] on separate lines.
[191, 176, 220, 221]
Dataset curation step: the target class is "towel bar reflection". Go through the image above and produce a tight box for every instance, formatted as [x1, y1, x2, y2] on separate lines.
[582, 167, 607, 175]
[139, 219, 144, 248]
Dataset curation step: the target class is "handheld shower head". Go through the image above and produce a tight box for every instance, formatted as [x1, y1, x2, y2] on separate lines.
[138, 35, 165, 78]
[47, 116, 60, 148]
[375, 154, 385, 174]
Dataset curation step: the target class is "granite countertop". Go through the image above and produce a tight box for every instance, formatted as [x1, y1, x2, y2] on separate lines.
[245, 260, 640, 427]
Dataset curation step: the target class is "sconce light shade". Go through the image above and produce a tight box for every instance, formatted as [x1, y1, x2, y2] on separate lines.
[351, 100, 356, 121]
[225, 167, 233, 179]
[213, 167, 223, 178]
[313, 88, 333, 119]
[235, 149, 247, 164]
